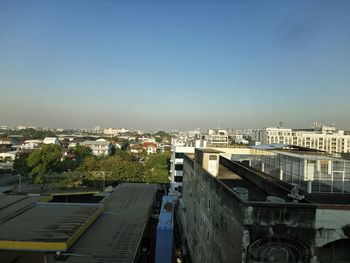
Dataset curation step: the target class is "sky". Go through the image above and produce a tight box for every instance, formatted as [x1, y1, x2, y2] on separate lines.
[0, 0, 350, 131]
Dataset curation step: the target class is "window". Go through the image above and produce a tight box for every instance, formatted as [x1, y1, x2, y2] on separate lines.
[175, 164, 183, 171]
[174, 176, 183, 182]
[208, 198, 211, 209]
[175, 152, 184, 158]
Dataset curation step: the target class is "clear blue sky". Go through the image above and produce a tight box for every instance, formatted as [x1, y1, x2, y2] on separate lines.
[1, 0, 349, 130]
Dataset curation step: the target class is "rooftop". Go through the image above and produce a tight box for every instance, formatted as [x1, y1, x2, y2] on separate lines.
[184, 151, 350, 207]
[0, 199, 103, 251]
[55, 183, 159, 263]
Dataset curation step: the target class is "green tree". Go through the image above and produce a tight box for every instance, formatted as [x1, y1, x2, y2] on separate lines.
[73, 145, 93, 160]
[143, 152, 170, 183]
[13, 152, 31, 175]
[27, 144, 62, 188]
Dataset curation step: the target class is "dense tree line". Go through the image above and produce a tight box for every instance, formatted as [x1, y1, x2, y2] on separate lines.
[13, 145, 170, 189]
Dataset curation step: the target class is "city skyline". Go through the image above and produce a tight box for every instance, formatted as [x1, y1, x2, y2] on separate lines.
[1, 0, 350, 130]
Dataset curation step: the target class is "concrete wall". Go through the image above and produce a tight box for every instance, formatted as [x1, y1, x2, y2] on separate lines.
[180, 154, 245, 263]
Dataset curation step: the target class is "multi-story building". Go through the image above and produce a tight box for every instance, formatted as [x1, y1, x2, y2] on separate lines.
[252, 125, 350, 154]
[82, 139, 112, 156]
[103, 128, 119, 136]
[177, 148, 350, 263]
[206, 129, 229, 146]
[170, 144, 195, 192]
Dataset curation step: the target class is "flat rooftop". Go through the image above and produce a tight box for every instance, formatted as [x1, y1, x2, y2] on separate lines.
[56, 183, 159, 263]
[218, 156, 350, 206]
[185, 151, 350, 206]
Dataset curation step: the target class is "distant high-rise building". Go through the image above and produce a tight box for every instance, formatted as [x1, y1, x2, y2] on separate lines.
[252, 125, 350, 154]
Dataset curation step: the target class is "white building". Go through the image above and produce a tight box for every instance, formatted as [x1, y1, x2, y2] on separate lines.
[82, 139, 112, 156]
[20, 140, 43, 150]
[43, 137, 60, 145]
[103, 128, 119, 136]
[206, 129, 229, 146]
[169, 137, 252, 193]
[259, 125, 350, 154]
[170, 144, 196, 192]
[234, 134, 249, 145]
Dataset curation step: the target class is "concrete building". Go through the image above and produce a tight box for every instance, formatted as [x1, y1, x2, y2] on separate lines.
[170, 144, 196, 192]
[169, 137, 250, 193]
[82, 139, 112, 156]
[253, 125, 350, 154]
[206, 129, 229, 146]
[177, 148, 350, 263]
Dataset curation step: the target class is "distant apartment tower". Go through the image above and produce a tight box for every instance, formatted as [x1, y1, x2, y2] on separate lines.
[252, 125, 350, 154]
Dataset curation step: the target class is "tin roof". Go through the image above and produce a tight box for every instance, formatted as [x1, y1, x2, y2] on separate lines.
[57, 183, 159, 263]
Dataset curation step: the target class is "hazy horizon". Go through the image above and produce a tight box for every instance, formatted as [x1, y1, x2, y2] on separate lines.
[1, 0, 350, 130]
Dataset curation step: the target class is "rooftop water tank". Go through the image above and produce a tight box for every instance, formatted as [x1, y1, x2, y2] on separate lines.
[233, 187, 249, 201]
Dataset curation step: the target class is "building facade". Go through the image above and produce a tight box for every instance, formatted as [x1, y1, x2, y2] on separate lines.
[82, 139, 112, 156]
[177, 148, 350, 263]
[253, 126, 350, 154]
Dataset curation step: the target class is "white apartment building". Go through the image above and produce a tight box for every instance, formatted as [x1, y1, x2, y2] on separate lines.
[82, 139, 112, 156]
[170, 143, 196, 192]
[253, 125, 350, 154]
[206, 129, 229, 146]
[103, 128, 119, 136]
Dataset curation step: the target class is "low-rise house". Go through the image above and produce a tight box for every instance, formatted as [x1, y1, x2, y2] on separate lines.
[0, 151, 16, 161]
[130, 144, 143, 154]
[20, 140, 43, 150]
[142, 142, 158, 154]
[68, 137, 86, 148]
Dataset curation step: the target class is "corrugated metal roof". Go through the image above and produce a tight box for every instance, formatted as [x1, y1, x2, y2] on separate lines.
[0, 203, 101, 242]
[0, 195, 45, 224]
[58, 183, 159, 263]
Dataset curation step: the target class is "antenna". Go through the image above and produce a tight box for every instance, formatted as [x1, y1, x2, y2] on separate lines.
[278, 121, 283, 128]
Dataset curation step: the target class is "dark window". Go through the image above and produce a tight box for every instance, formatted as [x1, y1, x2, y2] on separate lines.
[175, 152, 184, 158]
[175, 164, 183, 171]
[174, 176, 183, 182]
